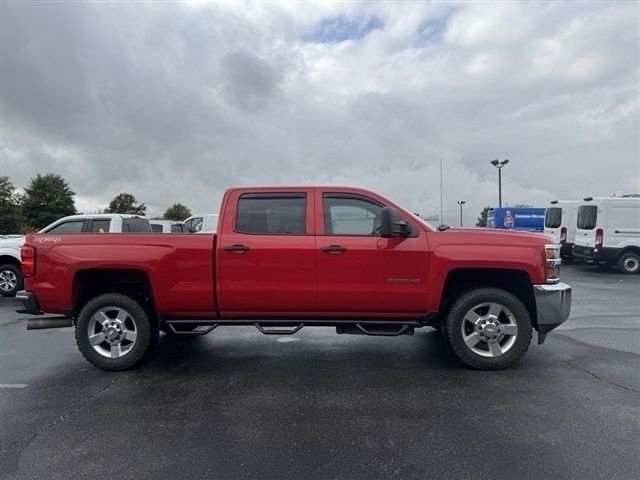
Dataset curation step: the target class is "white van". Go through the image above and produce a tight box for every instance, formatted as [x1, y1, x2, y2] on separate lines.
[573, 197, 640, 274]
[184, 214, 219, 233]
[544, 200, 580, 259]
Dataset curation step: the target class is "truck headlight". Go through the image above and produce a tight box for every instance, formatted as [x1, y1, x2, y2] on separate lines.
[545, 244, 561, 283]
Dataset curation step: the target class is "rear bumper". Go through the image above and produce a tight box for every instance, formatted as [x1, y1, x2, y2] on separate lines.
[560, 242, 573, 258]
[533, 282, 571, 344]
[15, 290, 43, 315]
[572, 245, 618, 264]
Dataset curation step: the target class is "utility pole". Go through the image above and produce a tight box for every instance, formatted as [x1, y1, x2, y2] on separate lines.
[490, 159, 510, 207]
[457, 200, 466, 226]
[439, 158, 443, 225]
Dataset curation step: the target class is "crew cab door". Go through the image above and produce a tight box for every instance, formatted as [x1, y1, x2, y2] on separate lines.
[315, 191, 429, 316]
[217, 189, 317, 315]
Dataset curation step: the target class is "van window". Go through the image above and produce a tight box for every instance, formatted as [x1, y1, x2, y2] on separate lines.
[577, 206, 598, 230]
[545, 208, 562, 228]
[236, 194, 306, 235]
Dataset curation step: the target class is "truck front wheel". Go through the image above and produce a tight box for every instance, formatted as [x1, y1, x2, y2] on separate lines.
[75, 293, 158, 371]
[445, 288, 532, 370]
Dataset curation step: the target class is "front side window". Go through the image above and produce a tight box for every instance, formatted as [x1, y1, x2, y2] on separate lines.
[46, 220, 84, 233]
[90, 219, 111, 233]
[545, 208, 562, 228]
[323, 195, 382, 235]
[186, 217, 203, 233]
[577, 206, 598, 230]
[236, 194, 306, 235]
[151, 224, 164, 233]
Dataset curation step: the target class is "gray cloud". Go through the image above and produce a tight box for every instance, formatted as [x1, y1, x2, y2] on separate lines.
[1, 2, 638, 223]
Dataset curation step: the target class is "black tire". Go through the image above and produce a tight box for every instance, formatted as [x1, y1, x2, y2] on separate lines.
[75, 293, 158, 371]
[0, 263, 23, 297]
[445, 287, 532, 370]
[617, 251, 640, 274]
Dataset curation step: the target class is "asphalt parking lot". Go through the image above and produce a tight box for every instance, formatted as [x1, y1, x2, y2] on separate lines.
[1, 264, 638, 480]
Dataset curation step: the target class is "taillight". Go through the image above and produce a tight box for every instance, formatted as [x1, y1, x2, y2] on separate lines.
[21, 246, 36, 277]
[560, 227, 567, 243]
[595, 228, 604, 250]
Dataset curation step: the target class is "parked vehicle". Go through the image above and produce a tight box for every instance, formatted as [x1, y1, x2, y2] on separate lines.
[17, 186, 571, 371]
[1, 214, 152, 297]
[184, 214, 219, 233]
[573, 197, 640, 274]
[487, 207, 545, 232]
[42, 214, 152, 234]
[0, 235, 25, 296]
[150, 220, 187, 233]
[544, 201, 579, 259]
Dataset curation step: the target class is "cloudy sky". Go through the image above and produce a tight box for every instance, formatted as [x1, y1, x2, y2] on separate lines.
[1, 1, 638, 224]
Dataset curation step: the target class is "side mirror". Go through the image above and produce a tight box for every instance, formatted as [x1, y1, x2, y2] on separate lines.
[380, 207, 411, 238]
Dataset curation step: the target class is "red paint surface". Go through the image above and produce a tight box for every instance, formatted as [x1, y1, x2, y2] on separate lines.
[24, 186, 552, 319]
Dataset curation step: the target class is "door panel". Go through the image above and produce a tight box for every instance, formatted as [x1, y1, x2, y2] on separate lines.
[217, 190, 317, 315]
[315, 191, 429, 315]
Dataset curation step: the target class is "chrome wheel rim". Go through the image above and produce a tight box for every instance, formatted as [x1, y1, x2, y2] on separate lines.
[0, 270, 17, 292]
[461, 302, 518, 358]
[623, 256, 639, 273]
[87, 307, 138, 358]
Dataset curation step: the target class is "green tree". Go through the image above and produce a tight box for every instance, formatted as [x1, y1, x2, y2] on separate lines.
[476, 206, 491, 227]
[22, 174, 76, 229]
[0, 176, 23, 234]
[163, 203, 191, 221]
[104, 193, 147, 215]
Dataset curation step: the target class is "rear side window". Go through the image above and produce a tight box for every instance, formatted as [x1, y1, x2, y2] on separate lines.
[323, 195, 382, 236]
[123, 218, 152, 232]
[577, 205, 598, 230]
[90, 219, 111, 233]
[46, 220, 84, 233]
[545, 208, 562, 228]
[151, 224, 163, 233]
[236, 193, 306, 235]
[186, 217, 203, 233]
[171, 224, 185, 233]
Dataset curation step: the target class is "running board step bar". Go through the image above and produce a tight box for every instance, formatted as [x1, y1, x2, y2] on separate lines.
[255, 323, 304, 335]
[165, 320, 218, 335]
[336, 324, 414, 336]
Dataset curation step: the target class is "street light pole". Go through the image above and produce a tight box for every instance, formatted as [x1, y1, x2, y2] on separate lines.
[490, 159, 510, 208]
[457, 200, 466, 226]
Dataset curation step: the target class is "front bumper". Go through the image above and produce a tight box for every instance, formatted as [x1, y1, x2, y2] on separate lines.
[15, 290, 43, 315]
[533, 282, 571, 344]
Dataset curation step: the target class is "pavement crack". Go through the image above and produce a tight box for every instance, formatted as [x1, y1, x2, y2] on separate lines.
[5, 377, 121, 471]
[567, 362, 639, 394]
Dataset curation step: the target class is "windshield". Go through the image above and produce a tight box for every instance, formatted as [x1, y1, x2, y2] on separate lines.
[577, 205, 598, 230]
[545, 208, 562, 228]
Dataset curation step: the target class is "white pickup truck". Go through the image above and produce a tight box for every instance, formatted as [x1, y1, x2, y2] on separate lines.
[0, 214, 151, 296]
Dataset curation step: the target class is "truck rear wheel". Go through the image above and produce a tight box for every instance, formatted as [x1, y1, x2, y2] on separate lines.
[445, 287, 532, 370]
[75, 293, 158, 371]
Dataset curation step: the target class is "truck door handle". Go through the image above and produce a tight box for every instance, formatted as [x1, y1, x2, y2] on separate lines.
[320, 245, 347, 254]
[223, 244, 250, 253]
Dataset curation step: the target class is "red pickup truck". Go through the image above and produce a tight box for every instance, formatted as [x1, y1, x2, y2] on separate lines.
[17, 186, 571, 371]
